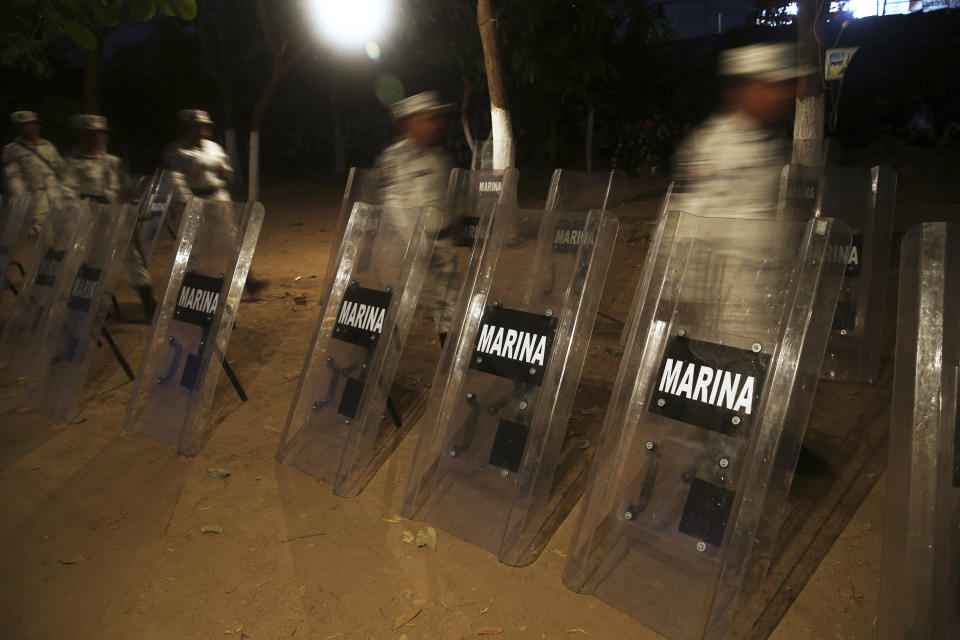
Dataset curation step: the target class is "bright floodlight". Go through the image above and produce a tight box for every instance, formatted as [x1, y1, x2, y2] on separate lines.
[307, 0, 392, 48]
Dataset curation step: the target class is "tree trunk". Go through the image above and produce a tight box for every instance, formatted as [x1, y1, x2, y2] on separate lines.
[585, 106, 595, 172]
[198, 0, 243, 179]
[477, 0, 514, 169]
[793, 0, 826, 166]
[461, 74, 477, 165]
[248, 70, 282, 202]
[82, 44, 102, 113]
[248, 0, 309, 200]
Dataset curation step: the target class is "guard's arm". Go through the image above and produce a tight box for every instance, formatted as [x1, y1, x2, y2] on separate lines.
[1, 147, 27, 196]
[164, 146, 193, 204]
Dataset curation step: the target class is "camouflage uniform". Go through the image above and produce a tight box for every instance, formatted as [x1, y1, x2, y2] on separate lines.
[671, 110, 788, 220]
[164, 137, 233, 204]
[375, 137, 455, 335]
[63, 148, 152, 289]
[2, 132, 65, 235]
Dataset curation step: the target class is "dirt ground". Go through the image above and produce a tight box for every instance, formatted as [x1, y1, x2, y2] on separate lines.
[0, 153, 956, 639]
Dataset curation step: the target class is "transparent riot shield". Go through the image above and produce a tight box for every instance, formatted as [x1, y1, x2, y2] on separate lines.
[277, 203, 438, 497]
[321, 168, 382, 294]
[446, 168, 518, 248]
[778, 165, 895, 383]
[123, 198, 264, 455]
[475, 134, 494, 170]
[545, 169, 626, 213]
[135, 169, 175, 264]
[879, 222, 960, 639]
[0, 197, 89, 373]
[401, 206, 619, 566]
[563, 211, 850, 640]
[619, 182, 675, 345]
[23, 202, 138, 422]
[776, 164, 822, 220]
[0, 196, 30, 292]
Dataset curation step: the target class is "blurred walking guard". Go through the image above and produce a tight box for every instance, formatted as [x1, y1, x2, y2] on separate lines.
[2, 110, 66, 235]
[165, 109, 233, 203]
[165, 109, 268, 294]
[64, 114, 156, 319]
[374, 91, 455, 346]
[672, 42, 813, 219]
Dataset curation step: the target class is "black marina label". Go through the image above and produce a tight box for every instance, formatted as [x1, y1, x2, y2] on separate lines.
[478, 179, 503, 197]
[456, 215, 481, 248]
[649, 335, 770, 438]
[67, 264, 102, 312]
[35, 248, 65, 286]
[173, 271, 224, 328]
[552, 217, 595, 254]
[333, 284, 392, 347]
[846, 233, 863, 277]
[786, 179, 818, 203]
[470, 305, 558, 386]
[827, 233, 863, 278]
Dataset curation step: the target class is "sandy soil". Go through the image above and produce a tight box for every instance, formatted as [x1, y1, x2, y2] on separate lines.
[0, 156, 955, 639]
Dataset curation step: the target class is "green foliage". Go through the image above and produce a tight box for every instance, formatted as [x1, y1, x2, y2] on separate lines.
[1, 0, 198, 61]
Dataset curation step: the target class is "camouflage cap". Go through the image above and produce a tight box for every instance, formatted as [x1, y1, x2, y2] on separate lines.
[10, 111, 39, 125]
[391, 91, 454, 121]
[71, 113, 110, 131]
[178, 109, 214, 125]
[720, 43, 814, 82]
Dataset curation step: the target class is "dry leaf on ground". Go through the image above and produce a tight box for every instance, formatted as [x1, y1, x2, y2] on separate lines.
[392, 609, 422, 629]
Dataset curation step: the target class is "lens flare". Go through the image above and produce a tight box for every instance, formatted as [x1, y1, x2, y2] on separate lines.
[307, 0, 392, 49]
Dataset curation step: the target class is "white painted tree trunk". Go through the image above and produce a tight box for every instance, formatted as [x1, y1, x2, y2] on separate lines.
[248, 130, 260, 202]
[491, 105, 514, 170]
[792, 95, 825, 166]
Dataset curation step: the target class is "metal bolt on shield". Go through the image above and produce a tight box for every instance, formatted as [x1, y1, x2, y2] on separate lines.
[656, 398, 665, 407]
[719, 457, 729, 468]
[696, 541, 707, 552]
[623, 511, 633, 521]
[644, 441, 655, 451]
[751, 343, 762, 353]
[475, 356, 483, 364]
[731, 416, 741, 425]
[500, 469, 509, 478]
[448, 450, 456, 458]
[518, 400, 528, 410]
[545, 309, 553, 317]
[528, 367, 536, 376]
[678, 328, 686, 337]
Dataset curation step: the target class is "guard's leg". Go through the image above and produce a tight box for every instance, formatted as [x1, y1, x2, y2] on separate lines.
[423, 240, 460, 339]
[124, 244, 156, 319]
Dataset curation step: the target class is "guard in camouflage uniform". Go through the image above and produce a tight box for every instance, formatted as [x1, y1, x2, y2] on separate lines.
[2, 110, 66, 235]
[63, 114, 156, 319]
[672, 43, 810, 220]
[374, 91, 455, 345]
[164, 109, 233, 204]
[164, 109, 268, 294]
